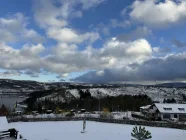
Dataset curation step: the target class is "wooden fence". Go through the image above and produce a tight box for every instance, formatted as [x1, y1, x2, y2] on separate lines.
[7, 116, 186, 130]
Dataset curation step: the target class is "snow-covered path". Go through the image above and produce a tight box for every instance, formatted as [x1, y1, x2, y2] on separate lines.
[9, 121, 186, 140]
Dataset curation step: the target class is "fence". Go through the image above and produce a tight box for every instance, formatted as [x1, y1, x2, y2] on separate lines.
[7, 116, 186, 130]
[0, 128, 18, 139]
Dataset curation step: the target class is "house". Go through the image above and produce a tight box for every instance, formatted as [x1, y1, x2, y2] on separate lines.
[140, 103, 186, 121]
[14, 104, 27, 114]
[140, 105, 151, 114]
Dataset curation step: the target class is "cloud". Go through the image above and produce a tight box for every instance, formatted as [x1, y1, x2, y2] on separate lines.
[33, 0, 105, 28]
[73, 52, 186, 83]
[33, 0, 68, 28]
[117, 26, 152, 42]
[0, 42, 44, 72]
[0, 13, 44, 43]
[24, 70, 39, 78]
[47, 27, 100, 44]
[44, 38, 152, 74]
[172, 39, 186, 48]
[101, 38, 152, 63]
[0, 70, 22, 77]
[102, 27, 110, 36]
[153, 47, 172, 53]
[0, 37, 152, 77]
[110, 19, 130, 28]
[33, 0, 102, 44]
[22, 29, 45, 43]
[96, 70, 104, 76]
[129, 0, 186, 27]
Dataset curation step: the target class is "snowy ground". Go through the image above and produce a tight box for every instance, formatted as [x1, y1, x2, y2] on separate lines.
[9, 121, 186, 140]
[0, 116, 9, 130]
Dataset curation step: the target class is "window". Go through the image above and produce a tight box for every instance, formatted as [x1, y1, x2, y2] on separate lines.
[174, 114, 177, 118]
[163, 107, 172, 111]
[163, 114, 170, 119]
[178, 108, 185, 111]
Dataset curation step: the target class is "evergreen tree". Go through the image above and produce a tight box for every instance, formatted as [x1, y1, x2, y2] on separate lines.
[131, 126, 152, 140]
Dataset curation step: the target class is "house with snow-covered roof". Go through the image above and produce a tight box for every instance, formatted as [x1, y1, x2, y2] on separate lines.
[140, 103, 186, 121]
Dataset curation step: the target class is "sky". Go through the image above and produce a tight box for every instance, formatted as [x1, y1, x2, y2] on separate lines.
[0, 0, 186, 84]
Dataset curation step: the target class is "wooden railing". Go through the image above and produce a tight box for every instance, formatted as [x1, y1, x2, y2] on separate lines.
[0, 128, 18, 139]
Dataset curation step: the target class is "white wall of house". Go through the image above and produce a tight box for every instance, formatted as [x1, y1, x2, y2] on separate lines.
[15, 106, 25, 113]
[161, 113, 180, 120]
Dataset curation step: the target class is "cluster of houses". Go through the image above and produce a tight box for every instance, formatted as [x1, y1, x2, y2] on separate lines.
[140, 103, 186, 121]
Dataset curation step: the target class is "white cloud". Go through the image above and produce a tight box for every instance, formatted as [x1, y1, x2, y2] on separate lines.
[0, 37, 153, 76]
[0, 42, 44, 72]
[33, 0, 68, 28]
[47, 27, 100, 44]
[0, 13, 44, 43]
[130, 0, 186, 27]
[80, 0, 106, 9]
[62, 73, 69, 77]
[33, 0, 102, 44]
[22, 29, 45, 43]
[33, 0, 105, 28]
[101, 38, 152, 66]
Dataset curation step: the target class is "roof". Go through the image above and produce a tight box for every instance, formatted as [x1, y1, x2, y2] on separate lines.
[17, 104, 27, 108]
[154, 103, 186, 114]
[140, 105, 151, 110]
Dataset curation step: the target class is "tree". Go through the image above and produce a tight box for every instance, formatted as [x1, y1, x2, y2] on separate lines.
[131, 126, 152, 140]
[0, 104, 9, 116]
[103, 107, 110, 113]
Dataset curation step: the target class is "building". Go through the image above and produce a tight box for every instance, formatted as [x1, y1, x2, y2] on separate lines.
[140, 103, 186, 121]
[14, 104, 27, 114]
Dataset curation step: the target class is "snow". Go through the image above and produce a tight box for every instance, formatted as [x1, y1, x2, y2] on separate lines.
[112, 112, 132, 120]
[9, 121, 186, 140]
[140, 105, 151, 110]
[68, 89, 80, 98]
[0, 117, 9, 130]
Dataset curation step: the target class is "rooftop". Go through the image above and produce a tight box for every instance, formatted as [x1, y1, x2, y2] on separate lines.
[154, 103, 186, 114]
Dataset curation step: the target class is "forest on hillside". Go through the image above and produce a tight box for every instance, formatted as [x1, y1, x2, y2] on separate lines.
[25, 89, 152, 112]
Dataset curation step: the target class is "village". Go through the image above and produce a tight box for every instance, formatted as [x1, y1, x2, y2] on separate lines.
[1, 101, 186, 140]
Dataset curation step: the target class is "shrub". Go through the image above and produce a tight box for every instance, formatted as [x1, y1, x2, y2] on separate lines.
[65, 112, 75, 117]
[100, 112, 113, 119]
[131, 126, 152, 140]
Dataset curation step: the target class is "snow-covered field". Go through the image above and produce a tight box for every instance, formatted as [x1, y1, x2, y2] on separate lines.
[9, 121, 186, 140]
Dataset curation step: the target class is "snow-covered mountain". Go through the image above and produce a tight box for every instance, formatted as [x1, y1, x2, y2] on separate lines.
[1, 79, 186, 103]
[37, 86, 186, 103]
